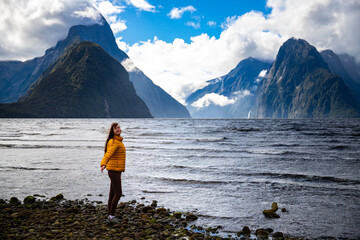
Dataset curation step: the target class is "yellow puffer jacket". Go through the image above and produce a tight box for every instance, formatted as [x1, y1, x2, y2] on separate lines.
[100, 135, 126, 172]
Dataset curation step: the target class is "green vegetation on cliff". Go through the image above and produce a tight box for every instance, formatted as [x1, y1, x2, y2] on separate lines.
[0, 41, 152, 118]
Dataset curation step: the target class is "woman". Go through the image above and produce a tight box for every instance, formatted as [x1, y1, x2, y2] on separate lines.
[100, 122, 126, 224]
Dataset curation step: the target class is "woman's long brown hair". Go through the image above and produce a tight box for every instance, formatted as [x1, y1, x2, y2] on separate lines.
[104, 122, 118, 153]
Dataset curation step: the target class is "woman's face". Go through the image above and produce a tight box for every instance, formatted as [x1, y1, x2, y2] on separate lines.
[113, 125, 121, 136]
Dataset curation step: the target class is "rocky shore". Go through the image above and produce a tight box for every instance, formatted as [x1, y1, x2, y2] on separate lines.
[0, 194, 306, 240]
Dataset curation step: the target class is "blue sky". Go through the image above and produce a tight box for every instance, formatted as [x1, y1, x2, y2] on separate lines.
[118, 0, 269, 45]
[1, 0, 360, 103]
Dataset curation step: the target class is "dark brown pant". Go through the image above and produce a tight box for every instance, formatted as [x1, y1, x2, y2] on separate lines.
[107, 170, 122, 216]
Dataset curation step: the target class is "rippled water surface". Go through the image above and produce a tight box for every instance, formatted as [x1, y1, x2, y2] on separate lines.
[1, 118, 360, 239]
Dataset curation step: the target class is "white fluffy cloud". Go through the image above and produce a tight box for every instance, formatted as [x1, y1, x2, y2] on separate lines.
[0, 0, 104, 61]
[122, 0, 360, 103]
[122, 11, 283, 103]
[125, 0, 156, 12]
[1, 0, 359, 105]
[186, 21, 200, 29]
[191, 93, 235, 109]
[96, 1, 127, 34]
[96, 1, 123, 16]
[168, 6, 196, 19]
[267, 0, 360, 59]
[0, 0, 130, 60]
[191, 90, 251, 109]
[207, 21, 216, 27]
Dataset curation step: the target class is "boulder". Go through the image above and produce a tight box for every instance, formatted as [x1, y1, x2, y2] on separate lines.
[236, 226, 251, 237]
[156, 208, 167, 214]
[141, 206, 153, 213]
[151, 200, 157, 208]
[272, 231, 284, 239]
[10, 197, 20, 205]
[50, 194, 64, 201]
[24, 196, 35, 204]
[185, 213, 198, 221]
[263, 209, 280, 218]
[263, 202, 280, 218]
[243, 226, 251, 235]
[271, 202, 278, 212]
[256, 228, 269, 238]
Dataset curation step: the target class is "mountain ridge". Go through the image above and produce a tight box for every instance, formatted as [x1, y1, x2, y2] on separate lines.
[0, 16, 190, 118]
[186, 57, 271, 118]
[0, 41, 152, 118]
[186, 38, 360, 118]
[257, 38, 360, 118]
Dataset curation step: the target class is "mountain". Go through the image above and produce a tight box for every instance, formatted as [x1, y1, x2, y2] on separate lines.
[0, 16, 190, 118]
[257, 38, 360, 118]
[320, 50, 360, 103]
[338, 53, 360, 84]
[185, 58, 271, 118]
[0, 42, 152, 118]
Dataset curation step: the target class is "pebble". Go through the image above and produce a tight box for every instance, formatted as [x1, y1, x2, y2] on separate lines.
[0, 194, 308, 240]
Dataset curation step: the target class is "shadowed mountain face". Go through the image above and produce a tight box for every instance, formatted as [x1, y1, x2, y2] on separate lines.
[338, 53, 360, 84]
[0, 42, 152, 118]
[320, 50, 360, 104]
[0, 16, 190, 118]
[257, 38, 360, 118]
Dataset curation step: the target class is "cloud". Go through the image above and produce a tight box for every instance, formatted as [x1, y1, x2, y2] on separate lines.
[258, 70, 267, 78]
[265, 0, 360, 62]
[95, 1, 127, 34]
[110, 20, 127, 33]
[96, 0, 124, 16]
[186, 21, 200, 29]
[0, 0, 102, 61]
[125, 0, 156, 12]
[0, 0, 131, 60]
[2, 0, 360, 105]
[73, 6, 100, 19]
[191, 93, 236, 109]
[120, 58, 138, 72]
[191, 90, 251, 109]
[123, 0, 360, 103]
[168, 6, 196, 19]
[123, 11, 283, 103]
[207, 21, 216, 27]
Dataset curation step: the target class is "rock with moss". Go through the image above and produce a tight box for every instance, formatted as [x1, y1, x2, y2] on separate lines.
[173, 212, 182, 218]
[9, 197, 20, 205]
[256, 228, 269, 238]
[50, 194, 64, 201]
[263, 209, 280, 218]
[271, 202, 278, 212]
[185, 212, 198, 221]
[263, 202, 281, 218]
[272, 231, 284, 239]
[236, 226, 251, 237]
[24, 196, 36, 204]
[0, 195, 312, 240]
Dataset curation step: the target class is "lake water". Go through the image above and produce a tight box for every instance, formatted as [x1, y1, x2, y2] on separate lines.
[0, 118, 359, 239]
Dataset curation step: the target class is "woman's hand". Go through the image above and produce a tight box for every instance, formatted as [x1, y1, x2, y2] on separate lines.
[101, 165, 106, 173]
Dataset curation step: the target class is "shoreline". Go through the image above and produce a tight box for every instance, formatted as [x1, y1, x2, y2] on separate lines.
[0, 194, 311, 240]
